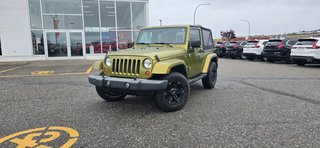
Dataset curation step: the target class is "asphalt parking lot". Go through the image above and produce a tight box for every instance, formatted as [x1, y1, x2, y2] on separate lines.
[1, 59, 320, 147]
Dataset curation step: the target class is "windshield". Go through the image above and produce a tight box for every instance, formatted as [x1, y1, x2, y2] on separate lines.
[136, 27, 187, 44]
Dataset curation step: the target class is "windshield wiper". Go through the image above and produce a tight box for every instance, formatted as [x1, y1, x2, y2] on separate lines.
[154, 42, 173, 48]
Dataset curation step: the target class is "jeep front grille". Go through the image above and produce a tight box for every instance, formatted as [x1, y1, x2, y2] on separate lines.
[112, 59, 141, 75]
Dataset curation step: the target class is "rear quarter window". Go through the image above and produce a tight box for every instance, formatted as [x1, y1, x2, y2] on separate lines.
[202, 29, 214, 50]
[287, 40, 297, 45]
[240, 42, 247, 46]
[262, 41, 268, 45]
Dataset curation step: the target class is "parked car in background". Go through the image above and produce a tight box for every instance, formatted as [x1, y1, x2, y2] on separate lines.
[261, 39, 298, 63]
[224, 41, 247, 59]
[214, 41, 228, 58]
[243, 40, 268, 61]
[291, 38, 320, 66]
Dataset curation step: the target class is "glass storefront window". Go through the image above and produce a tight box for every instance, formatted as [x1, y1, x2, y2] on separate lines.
[43, 15, 83, 29]
[102, 31, 117, 53]
[42, 0, 81, 14]
[46, 32, 68, 57]
[31, 30, 45, 55]
[28, 0, 149, 56]
[85, 32, 101, 54]
[29, 0, 42, 29]
[133, 31, 140, 43]
[116, 2, 131, 30]
[83, 0, 99, 28]
[118, 31, 133, 50]
[132, 2, 146, 30]
[70, 32, 83, 56]
[100, 1, 116, 28]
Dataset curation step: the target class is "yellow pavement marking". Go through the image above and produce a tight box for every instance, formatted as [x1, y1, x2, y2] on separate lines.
[85, 65, 93, 74]
[0, 72, 87, 78]
[0, 66, 21, 74]
[31, 71, 54, 75]
[0, 126, 79, 147]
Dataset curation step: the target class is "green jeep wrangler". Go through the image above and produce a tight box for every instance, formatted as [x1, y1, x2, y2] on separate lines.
[88, 25, 218, 112]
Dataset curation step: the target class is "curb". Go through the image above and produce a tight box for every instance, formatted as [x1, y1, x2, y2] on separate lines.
[0, 61, 30, 66]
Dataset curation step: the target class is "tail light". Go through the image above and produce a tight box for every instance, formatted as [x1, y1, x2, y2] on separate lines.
[255, 43, 260, 48]
[278, 42, 284, 49]
[313, 40, 320, 49]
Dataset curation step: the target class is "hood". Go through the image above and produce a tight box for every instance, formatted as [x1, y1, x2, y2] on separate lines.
[109, 47, 186, 60]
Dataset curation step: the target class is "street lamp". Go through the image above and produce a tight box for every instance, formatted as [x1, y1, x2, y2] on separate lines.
[194, 3, 210, 25]
[240, 19, 251, 40]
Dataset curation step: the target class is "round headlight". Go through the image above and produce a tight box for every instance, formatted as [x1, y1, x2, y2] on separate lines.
[144, 59, 152, 69]
[105, 58, 112, 67]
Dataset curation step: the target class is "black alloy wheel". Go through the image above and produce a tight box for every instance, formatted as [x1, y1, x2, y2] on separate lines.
[155, 72, 190, 112]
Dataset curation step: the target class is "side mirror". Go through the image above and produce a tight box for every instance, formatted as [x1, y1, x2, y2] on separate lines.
[190, 40, 201, 49]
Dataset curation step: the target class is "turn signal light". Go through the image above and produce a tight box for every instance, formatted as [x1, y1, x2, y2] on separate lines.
[145, 70, 151, 76]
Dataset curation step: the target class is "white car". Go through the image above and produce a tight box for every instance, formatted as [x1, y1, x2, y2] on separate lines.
[291, 38, 320, 66]
[243, 40, 268, 61]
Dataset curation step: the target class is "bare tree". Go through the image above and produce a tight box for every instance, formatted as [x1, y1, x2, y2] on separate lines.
[220, 30, 237, 41]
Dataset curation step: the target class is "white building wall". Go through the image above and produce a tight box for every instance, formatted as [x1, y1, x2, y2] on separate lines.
[0, 0, 32, 57]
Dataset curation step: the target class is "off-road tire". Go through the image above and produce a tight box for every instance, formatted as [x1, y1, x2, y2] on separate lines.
[155, 72, 190, 112]
[202, 62, 218, 89]
[96, 86, 126, 102]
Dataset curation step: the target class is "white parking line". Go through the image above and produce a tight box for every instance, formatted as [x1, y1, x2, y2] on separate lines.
[0, 72, 87, 78]
[0, 66, 21, 74]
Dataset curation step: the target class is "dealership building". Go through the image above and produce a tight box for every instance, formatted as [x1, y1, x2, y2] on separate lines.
[0, 0, 149, 61]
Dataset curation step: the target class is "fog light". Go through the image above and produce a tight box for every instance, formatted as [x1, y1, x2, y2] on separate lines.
[106, 81, 111, 87]
[125, 82, 130, 89]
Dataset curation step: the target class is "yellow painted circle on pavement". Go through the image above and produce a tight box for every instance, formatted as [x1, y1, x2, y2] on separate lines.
[0, 126, 79, 148]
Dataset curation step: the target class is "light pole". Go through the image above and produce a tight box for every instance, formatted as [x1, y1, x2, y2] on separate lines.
[240, 19, 251, 40]
[159, 20, 162, 26]
[194, 3, 210, 25]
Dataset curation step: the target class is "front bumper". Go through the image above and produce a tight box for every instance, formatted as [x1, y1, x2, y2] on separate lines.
[88, 74, 168, 91]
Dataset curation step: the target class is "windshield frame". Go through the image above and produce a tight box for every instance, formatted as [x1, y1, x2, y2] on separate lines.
[136, 27, 188, 45]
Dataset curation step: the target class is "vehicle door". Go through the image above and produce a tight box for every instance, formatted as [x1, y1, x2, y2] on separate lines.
[186, 27, 203, 77]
